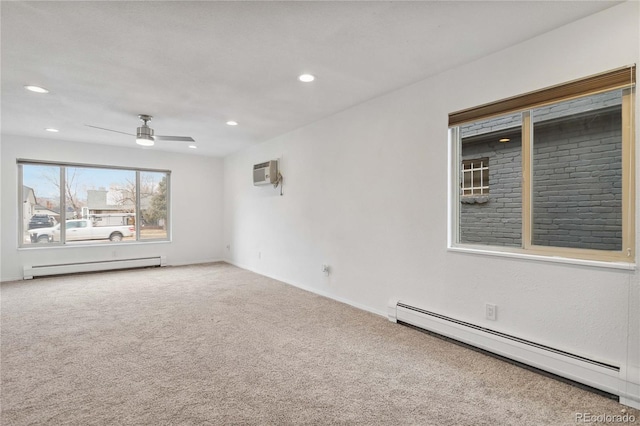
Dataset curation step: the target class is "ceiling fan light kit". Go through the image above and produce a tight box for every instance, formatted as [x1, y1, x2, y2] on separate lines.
[136, 114, 155, 146]
[87, 114, 195, 147]
[136, 136, 155, 146]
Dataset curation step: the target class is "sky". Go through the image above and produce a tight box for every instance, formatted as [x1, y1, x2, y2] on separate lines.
[22, 164, 137, 202]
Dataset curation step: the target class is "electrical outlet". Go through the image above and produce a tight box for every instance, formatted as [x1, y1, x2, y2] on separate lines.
[258, 251, 261, 259]
[321, 264, 330, 276]
[486, 303, 497, 321]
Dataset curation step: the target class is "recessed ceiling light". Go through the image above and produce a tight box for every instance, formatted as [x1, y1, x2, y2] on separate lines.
[298, 74, 315, 83]
[226, 120, 238, 126]
[45, 128, 59, 132]
[24, 85, 49, 93]
[499, 138, 510, 143]
[188, 145, 197, 149]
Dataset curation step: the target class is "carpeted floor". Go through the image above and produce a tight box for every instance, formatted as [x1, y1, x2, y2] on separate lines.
[1, 262, 636, 425]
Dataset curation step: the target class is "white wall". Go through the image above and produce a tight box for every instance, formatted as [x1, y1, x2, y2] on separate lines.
[0, 135, 224, 281]
[223, 1, 639, 403]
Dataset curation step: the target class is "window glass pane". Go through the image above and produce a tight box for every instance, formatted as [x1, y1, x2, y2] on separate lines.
[140, 171, 169, 240]
[532, 90, 623, 251]
[459, 113, 522, 247]
[19, 162, 170, 247]
[66, 167, 136, 244]
[22, 164, 61, 245]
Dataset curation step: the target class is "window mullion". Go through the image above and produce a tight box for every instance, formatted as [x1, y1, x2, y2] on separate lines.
[479, 161, 484, 194]
[136, 171, 141, 241]
[522, 111, 532, 250]
[166, 173, 171, 241]
[18, 164, 24, 246]
[449, 127, 461, 246]
[60, 166, 66, 244]
[621, 88, 635, 260]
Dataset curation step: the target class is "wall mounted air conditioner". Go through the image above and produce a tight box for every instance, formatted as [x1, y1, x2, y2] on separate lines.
[253, 160, 278, 186]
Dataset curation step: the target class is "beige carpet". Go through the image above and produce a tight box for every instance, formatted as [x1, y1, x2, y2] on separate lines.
[1, 262, 636, 425]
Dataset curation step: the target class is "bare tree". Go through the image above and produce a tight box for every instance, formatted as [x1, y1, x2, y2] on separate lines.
[109, 179, 136, 212]
[111, 175, 156, 211]
[64, 168, 83, 215]
[40, 167, 84, 217]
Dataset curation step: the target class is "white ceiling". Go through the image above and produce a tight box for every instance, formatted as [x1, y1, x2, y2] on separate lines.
[1, 1, 621, 157]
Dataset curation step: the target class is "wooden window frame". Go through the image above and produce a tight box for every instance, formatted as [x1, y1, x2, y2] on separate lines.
[449, 66, 635, 127]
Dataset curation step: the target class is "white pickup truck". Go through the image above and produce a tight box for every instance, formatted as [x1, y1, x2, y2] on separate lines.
[29, 219, 135, 243]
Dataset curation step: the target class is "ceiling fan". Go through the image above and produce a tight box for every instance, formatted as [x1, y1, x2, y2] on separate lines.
[86, 114, 195, 146]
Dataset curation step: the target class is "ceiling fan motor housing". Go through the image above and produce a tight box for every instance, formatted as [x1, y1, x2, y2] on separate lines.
[137, 124, 154, 139]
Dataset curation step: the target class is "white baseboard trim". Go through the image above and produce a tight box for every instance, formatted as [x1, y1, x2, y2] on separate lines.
[24, 256, 166, 279]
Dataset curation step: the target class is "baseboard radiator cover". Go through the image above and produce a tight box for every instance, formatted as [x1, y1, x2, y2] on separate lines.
[24, 256, 166, 279]
[388, 299, 640, 408]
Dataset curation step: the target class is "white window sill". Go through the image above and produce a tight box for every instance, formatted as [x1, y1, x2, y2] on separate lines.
[18, 239, 171, 250]
[448, 245, 636, 271]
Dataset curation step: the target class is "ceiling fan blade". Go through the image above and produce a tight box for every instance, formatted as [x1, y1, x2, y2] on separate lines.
[153, 135, 195, 142]
[85, 124, 135, 136]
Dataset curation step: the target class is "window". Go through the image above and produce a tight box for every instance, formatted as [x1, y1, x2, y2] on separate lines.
[458, 114, 523, 247]
[449, 66, 635, 263]
[19, 161, 170, 246]
[461, 158, 489, 196]
[140, 171, 169, 240]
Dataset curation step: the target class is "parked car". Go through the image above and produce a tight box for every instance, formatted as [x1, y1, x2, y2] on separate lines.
[27, 214, 56, 230]
[29, 219, 135, 243]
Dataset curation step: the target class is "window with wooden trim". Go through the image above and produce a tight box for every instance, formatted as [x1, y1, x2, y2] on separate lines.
[449, 66, 635, 263]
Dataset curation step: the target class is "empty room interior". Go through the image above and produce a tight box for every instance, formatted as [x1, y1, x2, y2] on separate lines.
[1, 1, 639, 424]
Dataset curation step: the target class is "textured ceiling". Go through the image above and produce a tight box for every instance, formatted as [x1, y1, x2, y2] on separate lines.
[1, 1, 621, 157]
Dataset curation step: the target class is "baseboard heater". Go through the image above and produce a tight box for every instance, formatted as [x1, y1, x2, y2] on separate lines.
[388, 299, 639, 408]
[24, 256, 166, 279]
